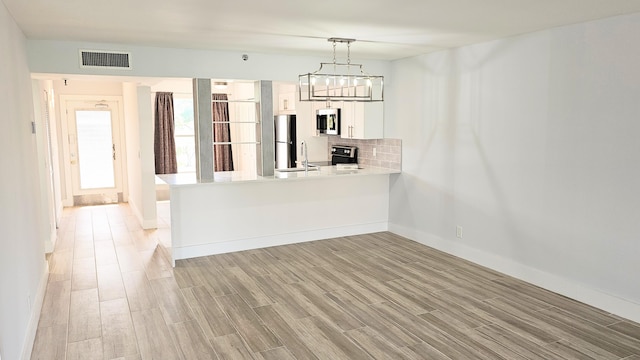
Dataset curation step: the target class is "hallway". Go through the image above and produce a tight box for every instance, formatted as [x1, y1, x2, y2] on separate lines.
[31, 203, 173, 359]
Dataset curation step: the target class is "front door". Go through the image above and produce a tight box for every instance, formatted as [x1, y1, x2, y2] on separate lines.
[63, 98, 124, 205]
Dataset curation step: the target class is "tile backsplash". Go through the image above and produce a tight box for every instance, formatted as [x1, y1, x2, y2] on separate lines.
[327, 137, 402, 171]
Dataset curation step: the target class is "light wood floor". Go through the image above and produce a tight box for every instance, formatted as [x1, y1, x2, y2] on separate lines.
[31, 203, 640, 359]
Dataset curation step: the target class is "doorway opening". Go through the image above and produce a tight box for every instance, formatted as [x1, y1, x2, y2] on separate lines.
[61, 96, 125, 206]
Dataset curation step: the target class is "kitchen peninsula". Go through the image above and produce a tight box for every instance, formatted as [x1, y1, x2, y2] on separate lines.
[159, 165, 400, 264]
[156, 79, 402, 264]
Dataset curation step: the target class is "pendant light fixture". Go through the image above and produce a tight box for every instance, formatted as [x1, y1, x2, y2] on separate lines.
[299, 38, 383, 102]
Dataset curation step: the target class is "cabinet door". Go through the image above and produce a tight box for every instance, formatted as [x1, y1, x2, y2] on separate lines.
[342, 102, 383, 139]
[294, 100, 314, 136]
[354, 102, 383, 139]
[340, 102, 355, 139]
[278, 92, 295, 114]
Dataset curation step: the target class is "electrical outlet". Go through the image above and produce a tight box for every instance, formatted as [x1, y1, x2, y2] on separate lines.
[456, 225, 463, 239]
[373, 147, 377, 158]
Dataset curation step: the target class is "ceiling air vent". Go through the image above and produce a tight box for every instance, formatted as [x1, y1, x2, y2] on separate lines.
[79, 50, 132, 70]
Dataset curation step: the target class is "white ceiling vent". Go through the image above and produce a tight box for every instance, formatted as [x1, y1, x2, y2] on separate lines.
[79, 49, 132, 70]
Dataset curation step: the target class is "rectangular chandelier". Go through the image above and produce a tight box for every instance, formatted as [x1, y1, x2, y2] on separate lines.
[298, 38, 384, 102]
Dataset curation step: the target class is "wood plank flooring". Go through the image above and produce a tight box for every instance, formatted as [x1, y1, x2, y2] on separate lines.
[31, 203, 640, 359]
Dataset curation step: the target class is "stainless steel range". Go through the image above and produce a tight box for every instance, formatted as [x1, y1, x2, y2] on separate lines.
[331, 145, 358, 165]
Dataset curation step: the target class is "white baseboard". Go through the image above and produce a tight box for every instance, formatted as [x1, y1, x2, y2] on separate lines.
[128, 200, 157, 230]
[389, 222, 640, 324]
[129, 200, 143, 226]
[21, 260, 49, 360]
[172, 222, 389, 262]
[44, 228, 56, 254]
[142, 218, 158, 230]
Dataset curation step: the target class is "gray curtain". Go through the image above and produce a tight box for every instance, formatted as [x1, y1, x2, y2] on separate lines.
[212, 94, 234, 171]
[154, 92, 178, 174]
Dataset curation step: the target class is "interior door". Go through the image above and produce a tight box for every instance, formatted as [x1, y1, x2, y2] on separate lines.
[65, 99, 123, 203]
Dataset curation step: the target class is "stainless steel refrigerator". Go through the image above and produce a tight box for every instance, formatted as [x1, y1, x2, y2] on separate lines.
[274, 114, 297, 169]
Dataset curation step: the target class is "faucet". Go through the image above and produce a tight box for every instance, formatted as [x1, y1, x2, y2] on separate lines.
[300, 141, 308, 173]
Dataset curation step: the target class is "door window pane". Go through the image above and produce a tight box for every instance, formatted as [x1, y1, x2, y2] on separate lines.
[76, 110, 115, 189]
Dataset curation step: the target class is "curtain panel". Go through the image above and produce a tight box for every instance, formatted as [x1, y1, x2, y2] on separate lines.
[212, 94, 234, 171]
[154, 92, 178, 174]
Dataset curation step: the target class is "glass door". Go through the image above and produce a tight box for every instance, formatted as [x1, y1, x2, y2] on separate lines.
[65, 99, 123, 203]
[74, 110, 115, 189]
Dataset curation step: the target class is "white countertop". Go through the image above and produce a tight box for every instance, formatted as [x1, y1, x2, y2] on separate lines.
[157, 165, 400, 187]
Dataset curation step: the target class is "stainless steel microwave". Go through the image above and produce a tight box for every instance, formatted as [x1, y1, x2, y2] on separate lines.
[316, 108, 341, 135]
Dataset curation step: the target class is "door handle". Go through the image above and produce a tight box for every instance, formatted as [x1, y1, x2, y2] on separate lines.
[112, 144, 116, 160]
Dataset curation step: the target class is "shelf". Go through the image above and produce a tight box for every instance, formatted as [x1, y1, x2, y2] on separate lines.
[211, 99, 257, 103]
[212, 142, 261, 145]
[212, 121, 259, 124]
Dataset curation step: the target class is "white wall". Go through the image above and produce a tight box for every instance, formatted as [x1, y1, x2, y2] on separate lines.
[0, 2, 49, 359]
[26, 40, 391, 84]
[387, 12, 640, 321]
[41, 80, 63, 231]
[123, 84, 145, 227]
[52, 78, 123, 95]
[123, 84, 157, 229]
[137, 86, 158, 228]
[30, 80, 57, 253]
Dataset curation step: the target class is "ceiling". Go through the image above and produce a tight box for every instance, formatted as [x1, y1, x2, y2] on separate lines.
[5, 0, 640, 60]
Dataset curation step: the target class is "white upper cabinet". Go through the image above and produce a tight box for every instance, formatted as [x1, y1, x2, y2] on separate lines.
[291, 82, 383, 139]
[278, 92, 296, 114]
[341, 102, 383, 139]
[275, 83, 296, 115]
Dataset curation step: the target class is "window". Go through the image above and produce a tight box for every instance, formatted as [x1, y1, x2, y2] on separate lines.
[173, 97, 195, 173]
